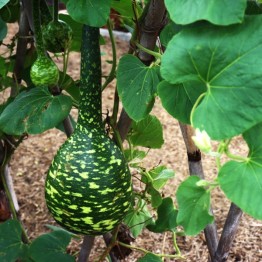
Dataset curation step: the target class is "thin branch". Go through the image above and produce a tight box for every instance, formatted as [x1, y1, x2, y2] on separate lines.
[21, 0, 33, 31]
[12, 6, 30, 97]
[117, 110, 132, 142]
[21, 0, 52, 31]
[137, 0, 167, 64]
[213, 204, 243, 262]
[62, 117, 74, 137]
[78, 236, 95, 262]
[179, 123, 218, 260]
[53, 0, 59, 22]
[103, 233, 119, 262]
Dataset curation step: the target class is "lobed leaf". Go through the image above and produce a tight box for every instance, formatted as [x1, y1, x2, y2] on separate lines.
[0, 16, 7, 40]
[147, 197, 177, 233]
[124, 149, 147, 167]
[165, 0, 246, 25]
[124, 200, 152, 237]
[148, 166, 175, 190]
[158, 80, 206, 124]
[117, 55, 160, 121]
[29, 230, 74, 262]
[0, 219, 28, 262]
[176, 176, 213, 235]
[111, 0, 133, 20]
[0, 0, 9, 9]
[66, 0, 110, 27]
[0, 86, 72, 135]
[129, 115, 164, 149]
[161, 16, 262, 140]
[147, 185, 162, 208]
[218, 122, 262, 220]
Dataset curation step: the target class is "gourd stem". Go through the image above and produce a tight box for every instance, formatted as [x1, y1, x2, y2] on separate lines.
[32, 0, 45, 56]
[112, 90, 119, 125]
[135, 42, 162, 59]
[78, 25, 102, 128]
[1, 166, 17, 220]
[53, 0, 59, 22]
[213, 203, 243, 262]
[12, 5, 30, 97]
[1, 143, 29, 244]
[78, 236, 95, 262]
[1, 165, 29, 244]
[102, 19, 117, 91]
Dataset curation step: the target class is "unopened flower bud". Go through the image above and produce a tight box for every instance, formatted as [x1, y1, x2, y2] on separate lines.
[192, 128, 212, 153]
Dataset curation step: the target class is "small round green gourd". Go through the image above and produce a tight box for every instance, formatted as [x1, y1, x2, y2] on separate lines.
[42, 20, 73, 53]
[30, 0, 59, 86]
[45, 25, 132, 235]
[30, 55, 59, 86]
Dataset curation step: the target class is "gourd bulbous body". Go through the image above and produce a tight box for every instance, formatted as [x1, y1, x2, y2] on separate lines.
[45, 25, 132, 235]
[45, 124, 132, 235]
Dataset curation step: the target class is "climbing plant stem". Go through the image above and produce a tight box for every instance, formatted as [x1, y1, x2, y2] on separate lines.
[118, 241, 185, 259]
[225, 149, 249, 162]
[190, 92, 206, 126]
[53, 0, 59, 22]
[135, 42, 162, 59]
[32, 0, 45, 56]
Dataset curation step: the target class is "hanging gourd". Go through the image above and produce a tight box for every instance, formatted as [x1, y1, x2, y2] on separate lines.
[45, 24, 132, 235]
[30, 0, 59, 86]
[42, 0, 72, 53]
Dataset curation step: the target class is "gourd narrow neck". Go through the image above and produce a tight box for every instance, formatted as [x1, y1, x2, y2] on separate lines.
[32, 0, 45, 56]
[78, 25, 102, 128]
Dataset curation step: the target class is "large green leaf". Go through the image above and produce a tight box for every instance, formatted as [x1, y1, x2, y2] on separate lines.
[137, 253, 162, 262]
[0, 16, 7, 40]
[0, 219, 28, 262]
[124, 200, 152, 237]
[117, 55, 160, 121]
[147, 197, 177, 233]
[158, 80, 206, 124]
[66, 0, 111, 27]
[0, 86, 72, 135]
[164, 0, 246, 25]
[176, 176, 213, 235]
[29, 230, 74, 262]
[246, 0, 262, 15]
[0, 0, 9, 9]
[111, 0, 133, 19]
[149, 166, 175, 190]
[124, 149, 147, 167]
[218, 122, 262, 220]
[147, 185, 162, 208]
[160, 21, 182, 47]
[161, 16, 262, 140]
[0, 56, 6, 75]
[129, 115, 164, 149]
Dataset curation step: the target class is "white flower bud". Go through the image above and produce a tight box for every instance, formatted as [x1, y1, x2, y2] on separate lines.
[196, 179, 210, 187]
[192, 128, 212, 153]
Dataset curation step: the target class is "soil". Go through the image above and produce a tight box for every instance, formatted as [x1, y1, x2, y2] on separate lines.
[1, 23, 262, 262]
